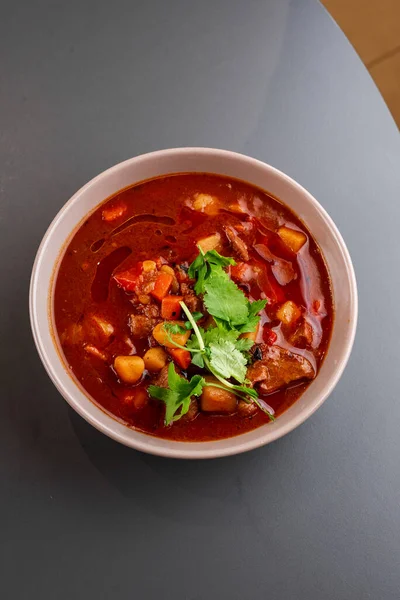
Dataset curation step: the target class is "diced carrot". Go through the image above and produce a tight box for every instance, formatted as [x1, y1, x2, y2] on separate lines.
[168, 348, 191, 370]
[114, 263, 143, 292]
[150, 272, 174, 301]
[161, 295, 183, 320]
[102, 202, 127, 222]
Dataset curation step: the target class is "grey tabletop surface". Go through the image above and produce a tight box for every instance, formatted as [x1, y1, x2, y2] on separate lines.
[1, 0, 400, 598]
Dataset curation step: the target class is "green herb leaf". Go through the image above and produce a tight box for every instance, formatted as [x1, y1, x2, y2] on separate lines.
[164, 322, 187, 335]
[234, 337, 255, 352]
[188, 248, 267, 331]
[208, 338, 247, 383]
[184, 312, 203, 329]
[191, 353, 205, 368]
[148, 363, 205, 425]
[203, 270, 249, 326]
[248, 298, 267, 317]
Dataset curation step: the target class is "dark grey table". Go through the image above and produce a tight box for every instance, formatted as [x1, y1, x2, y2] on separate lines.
[1, 0, 399, 598]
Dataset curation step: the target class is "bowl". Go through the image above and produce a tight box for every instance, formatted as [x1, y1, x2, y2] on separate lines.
[30, 148, 357, 458]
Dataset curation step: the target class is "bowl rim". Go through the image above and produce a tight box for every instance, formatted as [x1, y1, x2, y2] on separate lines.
[29, 147, 358, 459]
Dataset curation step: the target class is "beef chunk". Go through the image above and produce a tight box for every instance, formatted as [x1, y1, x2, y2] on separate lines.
[290, 319, 314, 347]
[183, 292, 202, 313]
[152, 364, 170, 388]
[180, 398, 199, 422]
[129, 314, 155, 338]
[237, 399, 258, 417]
[224, 226, 249, 261]
[247, 346, 315, 394]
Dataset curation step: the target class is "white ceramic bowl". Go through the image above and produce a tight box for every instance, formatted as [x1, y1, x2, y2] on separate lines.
[30, 148, 357, 459]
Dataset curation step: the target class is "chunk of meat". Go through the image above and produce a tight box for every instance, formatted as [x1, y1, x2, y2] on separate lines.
[224, 226, 249, 261]
[180, 282, 202, 313]
[180, 398, 199, 422]
[129, 314, 156, 338]
[142, 303, 160, 319]
[247, 346, 315, 394]
[152, 364, 170, 388]
[183, 291, 202, 314]
[152, 363, 182, 388]
[290, 319, 314, 347]
[237, 399, 258, 417]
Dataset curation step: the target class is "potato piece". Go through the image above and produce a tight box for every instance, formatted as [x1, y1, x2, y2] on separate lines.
[143, 347, 168, 372]
[142, 260, 157, 272]
[160, 265, 175, 276]
[276, 300, 301, 326]
[192, 193, 219, 215]
[237, 399, 258, 417]
[201, 378, 237, 413]
[278, 226, 307, 253]
[152, 321, 191, 348]
[114, 355, 145, 384]
[197, 233, 221, 253]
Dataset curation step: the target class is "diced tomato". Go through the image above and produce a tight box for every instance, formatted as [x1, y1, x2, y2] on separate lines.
[161, 295, 183, 320]
[102, 202, 127, 222]
[151, 272, 174, 301]
[113, 263, 143, 292]
[263, 327, 278, 345]
[168, 348, 192, 370]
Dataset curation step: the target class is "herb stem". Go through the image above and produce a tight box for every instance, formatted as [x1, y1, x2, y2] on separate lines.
[165, 335, 202, 353]
[180, 301, 205, 351]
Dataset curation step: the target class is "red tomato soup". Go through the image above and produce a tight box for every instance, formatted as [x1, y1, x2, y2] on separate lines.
[54, 173, 333, 441]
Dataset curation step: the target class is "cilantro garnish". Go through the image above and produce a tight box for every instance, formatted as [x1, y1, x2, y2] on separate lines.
[188, 247, 267, 330]
[148, 363, 205, 425]
[149, 247, 274, 423]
